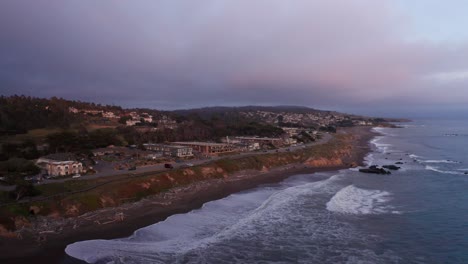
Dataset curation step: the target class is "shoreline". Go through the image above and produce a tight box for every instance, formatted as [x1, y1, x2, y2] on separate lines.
[1, 126, 377, 264]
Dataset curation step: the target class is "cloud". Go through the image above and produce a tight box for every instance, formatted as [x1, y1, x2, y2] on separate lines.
[1, 0, 468, 111]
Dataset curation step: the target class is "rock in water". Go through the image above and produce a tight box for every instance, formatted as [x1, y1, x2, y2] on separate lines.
[359, 166, 391, 175]
[383, 165, 401, 170]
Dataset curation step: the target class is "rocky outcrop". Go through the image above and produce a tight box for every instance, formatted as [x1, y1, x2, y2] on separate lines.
[359, 165, 391, 175]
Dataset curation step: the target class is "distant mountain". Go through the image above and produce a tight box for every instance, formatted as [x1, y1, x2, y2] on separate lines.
[173, 105, 335, 119]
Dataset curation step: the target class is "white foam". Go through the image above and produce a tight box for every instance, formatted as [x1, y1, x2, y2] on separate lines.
[370, 136, 392, 154]
[372, 127, 396, 136]
[364, 153, 374, 166]
[421, 159, 460, 164]
[326, 185, 397, 215]
[409, 154, 422, 159]
[425, 165, 464, 175]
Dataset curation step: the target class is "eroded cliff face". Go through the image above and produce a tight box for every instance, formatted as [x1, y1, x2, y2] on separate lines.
[304, 157, 344, 167]
[0, 132, 360, 236]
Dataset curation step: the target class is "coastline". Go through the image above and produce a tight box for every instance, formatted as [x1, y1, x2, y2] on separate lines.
[1, 126, 377, 264]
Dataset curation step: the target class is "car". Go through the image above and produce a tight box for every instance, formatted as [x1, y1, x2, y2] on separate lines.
[164, 163, 174, 169]
[72, 174, 81, 178]
[128, 166, 137, 171]
[185, 163, 194, 167]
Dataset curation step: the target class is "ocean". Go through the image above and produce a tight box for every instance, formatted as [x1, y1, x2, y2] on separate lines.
[65, 119, 468, 263]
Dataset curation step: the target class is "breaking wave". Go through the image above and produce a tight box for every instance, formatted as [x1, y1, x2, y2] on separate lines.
[421, 160, 460, 164]
[371, 137, 392, 154]
[425, 165, 465, 175]
[326, 185, 399, 215]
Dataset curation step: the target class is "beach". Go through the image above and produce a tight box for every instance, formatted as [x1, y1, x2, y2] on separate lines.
[1, 126, 376, 264]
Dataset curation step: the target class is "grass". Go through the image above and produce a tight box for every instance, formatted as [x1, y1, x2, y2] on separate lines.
[74, 194, 101, 210]
[0, 128, 70, 144]
[36, 180, 93, 196]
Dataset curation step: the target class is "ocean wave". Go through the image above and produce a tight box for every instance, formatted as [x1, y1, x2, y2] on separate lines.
[421, 160, 460, 164]
[371, 137, 392, 154]
[372, 127, 396, 136]
[409, 154, 422, 159]
[326, 185, 397, 215]
[363, 153, 375, 166]
[425, 165, 464, 175]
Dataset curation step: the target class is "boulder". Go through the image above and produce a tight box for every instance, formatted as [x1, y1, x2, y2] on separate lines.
[359, 166, 391, 175]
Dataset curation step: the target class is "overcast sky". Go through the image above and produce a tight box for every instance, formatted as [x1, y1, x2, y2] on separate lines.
[1, 0, 468, 116]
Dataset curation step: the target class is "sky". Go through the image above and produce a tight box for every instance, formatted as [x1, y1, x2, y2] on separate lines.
[1, 0, 468, 117]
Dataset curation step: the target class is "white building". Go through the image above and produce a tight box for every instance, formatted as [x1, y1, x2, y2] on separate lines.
[126, 119, 141, 126]
[36, 154, 83, 177]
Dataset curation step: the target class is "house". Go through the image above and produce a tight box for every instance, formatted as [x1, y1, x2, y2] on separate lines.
[126, 119, 141, 126]
[143, 144, 193, 158]
[102, 112, 117, 119]
[68, 107, 79, 113]
[36, 153, 83, 177]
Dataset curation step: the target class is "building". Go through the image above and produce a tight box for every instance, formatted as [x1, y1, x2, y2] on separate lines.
[144, 144, 193, 158]
[141, 113, 153, 123]
[222, 137, 260, 151]
[126, 119, 141, 126]
[102, 111, 117, 119]
[36, 153, 83, 177]
[171, 142, 235, 155]
[281, 127, 301, 137]
[233, 137, 284, 147]
[68, 107, 79, 113]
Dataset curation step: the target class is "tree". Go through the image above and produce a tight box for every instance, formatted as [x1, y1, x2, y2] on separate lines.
[118, 116, 131, 124]
[0, 158, 41, 184]
[10, 179, 41, 201]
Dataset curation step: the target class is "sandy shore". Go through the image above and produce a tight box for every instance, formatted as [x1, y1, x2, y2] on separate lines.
[1, 126, 376, 264]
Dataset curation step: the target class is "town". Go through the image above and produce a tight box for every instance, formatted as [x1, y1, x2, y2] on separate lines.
[0, 95, 387, 200]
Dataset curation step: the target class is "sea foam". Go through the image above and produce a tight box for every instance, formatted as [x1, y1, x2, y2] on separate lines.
[326, 185, 397, 215]
[425, 165, 464, 175]
[66, 173, 347, 263]
[371, 136, 392, 154]
[421, 160, 460, 164]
